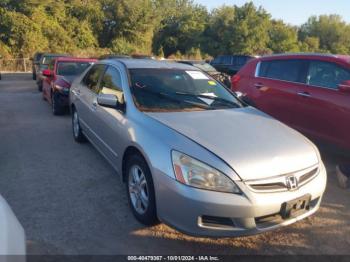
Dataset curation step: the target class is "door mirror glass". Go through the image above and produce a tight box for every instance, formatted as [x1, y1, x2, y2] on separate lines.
[338, 80, 350, 93]
[42, 69, 52, 77]
[97, 94, 118, 108]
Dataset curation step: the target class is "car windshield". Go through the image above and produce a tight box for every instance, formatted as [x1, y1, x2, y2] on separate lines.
[193, 63, 217, 72]
[57, 62, 93, 76]
[41, 56, 59, 65]
[129, 68, 243, 112]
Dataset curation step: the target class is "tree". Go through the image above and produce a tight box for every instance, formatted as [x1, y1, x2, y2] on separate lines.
[299, 15, 350, 54]
[152, 0, 208, 57]
[203, 3, 271, 56]
[268, 20, 299, 53]
[201, 6, 236, 56]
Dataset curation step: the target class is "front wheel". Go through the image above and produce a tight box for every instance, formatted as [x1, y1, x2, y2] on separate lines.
[52, 92, 64, 115]
[126, 154, 158, 225]
[72, 108, 86, 143]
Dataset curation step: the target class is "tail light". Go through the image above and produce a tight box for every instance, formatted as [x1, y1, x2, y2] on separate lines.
[231, 74, 241, 91]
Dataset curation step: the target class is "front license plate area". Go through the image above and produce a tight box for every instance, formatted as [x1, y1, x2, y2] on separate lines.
[280, 194, 311, 219]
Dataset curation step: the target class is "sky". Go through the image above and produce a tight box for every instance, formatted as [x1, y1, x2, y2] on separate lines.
[195, 0, 350, 25]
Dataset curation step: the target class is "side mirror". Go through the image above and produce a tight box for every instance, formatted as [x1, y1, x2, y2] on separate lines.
[42, 69, 52, 77]
[338, 80, 350, 93]
[97, 94, 119, 109]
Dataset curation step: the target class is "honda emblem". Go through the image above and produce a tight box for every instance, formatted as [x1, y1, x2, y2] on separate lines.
[286, 176, 298, 190]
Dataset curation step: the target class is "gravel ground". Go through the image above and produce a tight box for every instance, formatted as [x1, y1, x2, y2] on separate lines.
[0, 73, 349, 255]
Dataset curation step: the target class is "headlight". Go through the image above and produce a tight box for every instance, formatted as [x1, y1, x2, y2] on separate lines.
[172, 151, 241, 194]
[55, 85, 69, 93]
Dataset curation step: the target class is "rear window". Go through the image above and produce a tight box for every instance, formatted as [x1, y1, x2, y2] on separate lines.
[57, 62, 93, 76]
[258, 59, 306, 83]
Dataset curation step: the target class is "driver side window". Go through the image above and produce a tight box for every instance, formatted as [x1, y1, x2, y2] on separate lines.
[81, 64, 106, 93]
[100, 66, 124, 102]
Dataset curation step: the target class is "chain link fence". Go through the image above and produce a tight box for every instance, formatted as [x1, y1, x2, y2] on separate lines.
[0, 58, 32, 72]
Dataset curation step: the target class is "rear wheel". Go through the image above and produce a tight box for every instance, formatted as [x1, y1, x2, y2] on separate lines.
[72, 108, 86, 143]
[126, 154, 158, 225]
[52, 92, 64, 115]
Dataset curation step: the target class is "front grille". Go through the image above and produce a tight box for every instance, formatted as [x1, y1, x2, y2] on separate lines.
[299, 167, 318, 185]
[249, 182, 285, 191]
[245, 165, 319, 193]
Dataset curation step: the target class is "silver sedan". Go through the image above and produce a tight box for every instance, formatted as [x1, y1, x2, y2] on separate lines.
[69, 59, 326, 237]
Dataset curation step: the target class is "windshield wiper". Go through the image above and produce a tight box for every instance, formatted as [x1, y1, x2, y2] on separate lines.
[174, 92, 242, 108]
[131, 86, 211, 109]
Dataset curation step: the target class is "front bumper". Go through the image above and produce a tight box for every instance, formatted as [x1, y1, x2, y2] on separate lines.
[156, 162, 327, 237]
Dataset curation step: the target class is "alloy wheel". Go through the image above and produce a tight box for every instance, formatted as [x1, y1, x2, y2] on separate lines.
[128, 165, 149, 215]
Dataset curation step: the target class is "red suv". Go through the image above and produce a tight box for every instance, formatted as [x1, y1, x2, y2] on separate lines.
[42, 57, 97, 115]
[232, 53, 350, 151]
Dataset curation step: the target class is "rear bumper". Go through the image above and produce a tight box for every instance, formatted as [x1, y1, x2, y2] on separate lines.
[155, 162, 327, 237]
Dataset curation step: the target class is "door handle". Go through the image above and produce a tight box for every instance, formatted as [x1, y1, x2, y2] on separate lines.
[254, 83, 264, 89]
[297, 92, 311, 98]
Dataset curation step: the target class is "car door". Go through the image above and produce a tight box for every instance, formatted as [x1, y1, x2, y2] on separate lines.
[251, 59, 308, 129]
[76, 64, 106, 144]
[294, 59, 350, 149]
[91, 65, 127, 170]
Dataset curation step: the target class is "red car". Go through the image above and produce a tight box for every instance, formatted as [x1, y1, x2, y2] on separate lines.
[232, 53, 350, 151]
[42, 57, 97, 115]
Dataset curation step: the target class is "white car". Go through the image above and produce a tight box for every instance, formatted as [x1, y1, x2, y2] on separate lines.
[0, 195, 26, 259]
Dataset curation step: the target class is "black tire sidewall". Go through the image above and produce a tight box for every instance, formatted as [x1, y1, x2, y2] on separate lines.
[52, 92, 63, 115]
[72, 109, 86, 143]
[126, 154, 158, 225]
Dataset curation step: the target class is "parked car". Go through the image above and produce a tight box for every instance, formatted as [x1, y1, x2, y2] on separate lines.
[70, 58, 326, 237]
[42, 57, 97, 115]
[177, 60, 231, 88]
[36, 53, 68, 91]
[0, 194, 26, 257]
[232, 53, 350, 151]
[31, 52, 43, 80]
[211, 55, 255, 75]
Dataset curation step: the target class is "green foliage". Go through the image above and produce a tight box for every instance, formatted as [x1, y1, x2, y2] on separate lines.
[268, 20, 300, 53]
[0, 1, 349, 58]
[152, 0, 208, 57]
[300, 15, 350, 54]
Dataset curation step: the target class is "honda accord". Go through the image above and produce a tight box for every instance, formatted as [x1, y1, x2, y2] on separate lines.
[69, 59, 327, 237]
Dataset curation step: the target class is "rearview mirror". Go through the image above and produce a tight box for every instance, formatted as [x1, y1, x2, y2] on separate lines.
[97, 94, 119, 109]
[338, 80, 350, 93]
[42, 69, 52, 77]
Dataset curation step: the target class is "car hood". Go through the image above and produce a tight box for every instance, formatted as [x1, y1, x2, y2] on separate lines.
[146, 107, 319, 180]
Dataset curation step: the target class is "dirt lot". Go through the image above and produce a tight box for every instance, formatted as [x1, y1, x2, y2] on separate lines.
[0, 73, 349, 255]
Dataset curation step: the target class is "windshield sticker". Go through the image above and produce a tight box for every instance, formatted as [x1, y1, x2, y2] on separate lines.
[198, 97, 214, 105]
[186, 71, 209, 80]
[208, 80, 216, 86]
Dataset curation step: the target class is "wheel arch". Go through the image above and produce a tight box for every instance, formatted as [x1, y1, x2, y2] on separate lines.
[122, 146, 151, 183]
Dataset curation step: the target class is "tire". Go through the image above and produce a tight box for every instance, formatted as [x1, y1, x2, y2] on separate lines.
[38, 81, 42, 92]
[52, 92, 64, 115]
[126, 154, 158, 226]
[72, 108, 86, 143]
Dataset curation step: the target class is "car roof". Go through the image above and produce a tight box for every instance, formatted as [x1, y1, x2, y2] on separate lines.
[55, 57, 97, 62]
[177, 60, 206, 65]
[104, 58, 199, 70]
[260, 53, 350, 63]
[41, 53, 69, 57]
